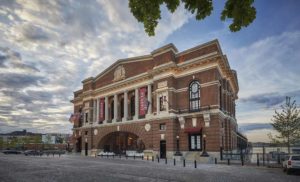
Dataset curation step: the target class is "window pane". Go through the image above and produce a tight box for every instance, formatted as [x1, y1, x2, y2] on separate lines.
[196, 135, 201, 149]
[191, 136, 195, 149]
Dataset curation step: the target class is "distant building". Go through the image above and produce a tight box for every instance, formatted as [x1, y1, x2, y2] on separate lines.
[0, 130, 41, 150]
[42, 133, 71, 144]
[71, 40, 242, 159]
[0, 130, 71, 150]
[42, 134, 56, 144]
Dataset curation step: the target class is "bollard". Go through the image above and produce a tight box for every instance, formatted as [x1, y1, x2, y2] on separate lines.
[59, 153, 61, 158]
[183, 159, 185, 167]
[53, 153, 54, 157]
[257, 154, 260, 166]
[152, 156, 154, 162]
[174, 158, 176, 166]
[147, 155, 149, 161]
[142, 156, 144, 160]
[215, 158, 217, 164]
[134, 155, 135, 160]
[107, 154, 109, 158]
[227, 159, 230, 165]
[126, 155, 128, 159]
[165, 158, 167, 164]
[157, 157, 160, 163]
[95, 153, 96, 158]
[113, 155, 114, 159]
[194, 160, 197, 168]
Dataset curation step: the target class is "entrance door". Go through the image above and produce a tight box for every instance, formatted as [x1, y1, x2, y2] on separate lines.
[76, 138, 82, 153]
[85, 142, 88, 156]
[160, 140, 166, 158]
[104, 145, 110, 152]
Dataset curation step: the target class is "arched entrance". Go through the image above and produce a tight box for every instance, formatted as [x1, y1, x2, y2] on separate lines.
[98, 131, 145, 155]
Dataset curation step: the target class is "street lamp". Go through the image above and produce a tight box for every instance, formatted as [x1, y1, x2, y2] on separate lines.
[201, 134, 209, 157]
[174, 135, 182, 156]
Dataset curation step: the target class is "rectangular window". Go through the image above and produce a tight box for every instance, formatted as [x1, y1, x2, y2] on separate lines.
[85, 112, 88, 123]
[85, 131, 88, 135]
[191, 136, 195, 149]
[196, 135, 201, 149]
[159, 96, 167, 111]
[189, 134, 201, 151]
[159, 124, 166, 131]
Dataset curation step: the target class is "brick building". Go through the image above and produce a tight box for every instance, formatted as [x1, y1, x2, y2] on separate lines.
[71, 39, 241, 159]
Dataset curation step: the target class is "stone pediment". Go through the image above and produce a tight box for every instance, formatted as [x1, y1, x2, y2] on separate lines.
[113, 65, 125, 82]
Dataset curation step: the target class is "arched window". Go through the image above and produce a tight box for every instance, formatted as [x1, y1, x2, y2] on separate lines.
[189, 81, 200, 111]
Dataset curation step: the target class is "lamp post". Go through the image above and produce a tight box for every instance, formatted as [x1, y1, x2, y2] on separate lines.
[174, 135, 182, 156]
[201, 134, 209, 157]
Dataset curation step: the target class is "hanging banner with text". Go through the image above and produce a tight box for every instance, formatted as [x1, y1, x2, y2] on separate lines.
[139, 87, 147, 116]
[99, 98, 105, 122]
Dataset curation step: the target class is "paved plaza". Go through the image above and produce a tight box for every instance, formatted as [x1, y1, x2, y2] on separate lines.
[0, 153, 299, 182]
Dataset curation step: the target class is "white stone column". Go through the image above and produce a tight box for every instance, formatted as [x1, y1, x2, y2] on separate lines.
[123, 91, 128, 122]
[113, 94, 118, 122]
[146, 84, 152, 117]
[134, 88, 139, 120]
[104, 96, 108, 124]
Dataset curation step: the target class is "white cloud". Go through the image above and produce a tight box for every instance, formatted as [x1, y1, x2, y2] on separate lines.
[227, 31, 300, 142]
[229, 31, 300, 99]
[0, 0, 191, 134]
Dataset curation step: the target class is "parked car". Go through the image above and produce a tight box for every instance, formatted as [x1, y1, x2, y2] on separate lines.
[282, 155, 300, 174]
[24, 150, 43, 156]
[2, 150, 22, 154]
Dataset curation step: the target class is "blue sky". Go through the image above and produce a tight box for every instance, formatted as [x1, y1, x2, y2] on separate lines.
[0, 0, 299, 142]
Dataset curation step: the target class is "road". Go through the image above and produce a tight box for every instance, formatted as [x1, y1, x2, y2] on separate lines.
[0, 153, 299, 182]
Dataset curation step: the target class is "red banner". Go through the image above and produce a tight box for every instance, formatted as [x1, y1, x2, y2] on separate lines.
[139, 87, 147, 116]
[99, 98, 104, 121]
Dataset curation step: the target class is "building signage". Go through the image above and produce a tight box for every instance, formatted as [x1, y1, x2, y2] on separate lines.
[139, 87, 147, 116]
[99, 98, 104, 121]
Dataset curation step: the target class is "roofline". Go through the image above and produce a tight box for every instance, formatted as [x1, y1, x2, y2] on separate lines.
[93, 54, 152, 82]
[176, 39, 222, 57]
[151, 43, 178, 55]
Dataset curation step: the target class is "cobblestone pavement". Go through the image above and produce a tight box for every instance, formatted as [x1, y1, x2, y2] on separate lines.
[0, 153, 299, 182]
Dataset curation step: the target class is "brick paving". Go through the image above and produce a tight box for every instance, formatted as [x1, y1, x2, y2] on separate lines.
[0, 153, 299, 182]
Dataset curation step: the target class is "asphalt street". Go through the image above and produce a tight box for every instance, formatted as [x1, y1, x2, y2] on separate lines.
[0, 153, 299, 182]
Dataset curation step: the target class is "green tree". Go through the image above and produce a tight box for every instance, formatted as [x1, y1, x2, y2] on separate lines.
[270, 97, 300, 154]
[129, 0, 256, 36]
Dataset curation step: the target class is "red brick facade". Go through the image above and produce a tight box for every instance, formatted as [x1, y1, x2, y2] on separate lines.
[71, 40, 241, 159]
